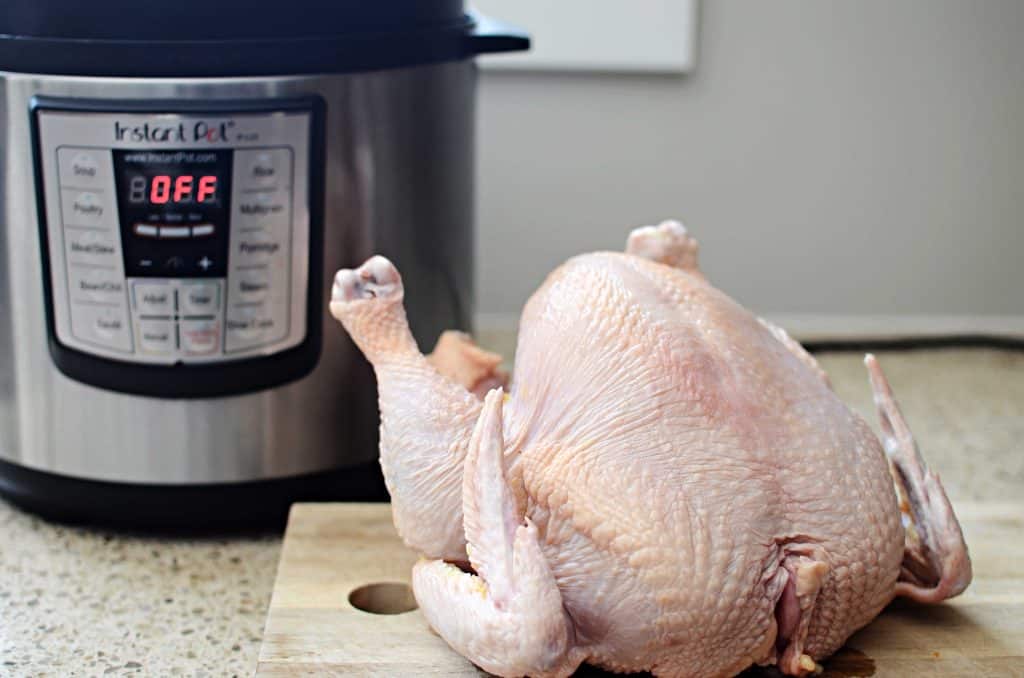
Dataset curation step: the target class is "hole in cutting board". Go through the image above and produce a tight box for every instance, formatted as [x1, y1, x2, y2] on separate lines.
[348, 582, 418, 615]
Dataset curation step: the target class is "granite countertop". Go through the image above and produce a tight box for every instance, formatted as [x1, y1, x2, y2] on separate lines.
[1, 346, 1022, 676]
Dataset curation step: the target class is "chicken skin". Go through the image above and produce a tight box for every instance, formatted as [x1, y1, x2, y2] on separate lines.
[329, 221, 971, 677]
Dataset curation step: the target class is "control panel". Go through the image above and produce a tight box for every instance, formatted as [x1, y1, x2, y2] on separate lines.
[34, 102, 316, 370]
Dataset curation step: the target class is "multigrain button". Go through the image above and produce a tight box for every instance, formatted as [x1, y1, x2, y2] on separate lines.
[61, 189, 109, 227]
[180, 319, 219, 355]
[69, 267, 125, 303]
[132, 283, 174, 315]
[57, 148, 105, 188]
[137, 319, 174, 354]
[237, 190, 288, 220]
[181, 282, 220, 315]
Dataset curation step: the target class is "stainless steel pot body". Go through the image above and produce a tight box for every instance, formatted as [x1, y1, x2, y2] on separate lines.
[0, 62, 475, 483]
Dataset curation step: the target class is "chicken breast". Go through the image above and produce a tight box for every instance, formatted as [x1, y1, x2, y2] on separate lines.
[329, 221, 971, 677]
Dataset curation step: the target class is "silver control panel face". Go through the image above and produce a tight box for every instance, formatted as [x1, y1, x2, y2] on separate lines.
[36, 108, 312, 364]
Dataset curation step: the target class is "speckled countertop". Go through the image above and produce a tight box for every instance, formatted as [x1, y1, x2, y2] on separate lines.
[1, 347, 1022, 676]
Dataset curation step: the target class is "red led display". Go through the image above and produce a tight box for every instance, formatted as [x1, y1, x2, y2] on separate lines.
[146, 175, 218, 205]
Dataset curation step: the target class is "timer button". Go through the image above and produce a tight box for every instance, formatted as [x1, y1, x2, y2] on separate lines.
[57, 148, 106, 189]
[181, 282, 221, 315]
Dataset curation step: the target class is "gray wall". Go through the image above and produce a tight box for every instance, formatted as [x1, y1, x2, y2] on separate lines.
[475, 0, 1024, 326]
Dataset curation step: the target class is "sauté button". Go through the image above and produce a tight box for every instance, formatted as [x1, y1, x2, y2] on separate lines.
[70, 305, 131, 352]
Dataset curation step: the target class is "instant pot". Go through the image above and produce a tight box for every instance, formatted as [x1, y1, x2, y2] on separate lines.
[0, 1, 527, 525]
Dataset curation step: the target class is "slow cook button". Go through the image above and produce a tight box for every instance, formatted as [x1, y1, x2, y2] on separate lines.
[65, 230, 118, 265]
[225, 310, 283, 352]
[132, 283, 174, 315]
[57, 148, 105, 188]
[69, 267, 125, 303]
[137, 319, 174, 354]
[60, 189, 110, 227]
[70, 305, 131, 353]
[181, 282, 221, 315]
[180, 319, 219, 355]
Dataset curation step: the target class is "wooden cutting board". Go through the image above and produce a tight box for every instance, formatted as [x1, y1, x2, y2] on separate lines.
[258, 502, 1024, 677]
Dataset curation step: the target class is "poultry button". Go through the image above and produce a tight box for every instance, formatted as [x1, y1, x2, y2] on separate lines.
[61, 189, 109, 227]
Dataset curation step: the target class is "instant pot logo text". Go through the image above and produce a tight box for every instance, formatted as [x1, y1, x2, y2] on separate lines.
[113, 120, 240, 144]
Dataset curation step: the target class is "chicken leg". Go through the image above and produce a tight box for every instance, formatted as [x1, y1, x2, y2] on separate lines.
[330, 256, 481, 560]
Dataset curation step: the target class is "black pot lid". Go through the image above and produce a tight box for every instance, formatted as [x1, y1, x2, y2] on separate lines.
[0, 1, 528, 77]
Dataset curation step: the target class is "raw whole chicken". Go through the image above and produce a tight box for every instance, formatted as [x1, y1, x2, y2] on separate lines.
[329, 221, 971, 678]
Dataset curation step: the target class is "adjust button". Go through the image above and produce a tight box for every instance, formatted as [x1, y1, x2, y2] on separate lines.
[137, 319, 174, 355]
[70, 304, 132, 353]
[181, 282, 221, 315]
[180, 319, 220, 355]
[132, 282, 174, 315]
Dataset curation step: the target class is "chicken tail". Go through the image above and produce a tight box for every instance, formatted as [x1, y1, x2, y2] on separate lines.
[865, 354, 972, 603]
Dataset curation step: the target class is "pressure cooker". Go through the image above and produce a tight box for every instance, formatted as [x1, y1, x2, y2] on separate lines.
[0, 0, 528, 525]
